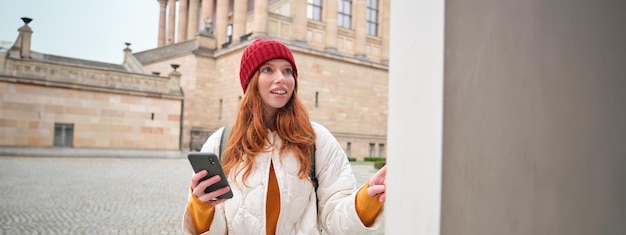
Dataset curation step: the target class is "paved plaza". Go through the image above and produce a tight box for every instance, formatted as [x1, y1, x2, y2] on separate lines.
[0, 155, 384, 234]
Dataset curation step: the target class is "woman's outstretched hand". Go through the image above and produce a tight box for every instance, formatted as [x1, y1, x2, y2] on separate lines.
[367, 165, 387, 203]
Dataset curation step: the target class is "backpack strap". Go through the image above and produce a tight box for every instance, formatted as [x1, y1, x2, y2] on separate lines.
[309, 144, 318, 192]
[219, 123, 317, 193]
[219, 124, 233, 160]
[308, 122, 318, 192]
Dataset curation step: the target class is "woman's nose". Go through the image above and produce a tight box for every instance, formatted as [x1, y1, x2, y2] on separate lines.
[274, 72, 286, 83]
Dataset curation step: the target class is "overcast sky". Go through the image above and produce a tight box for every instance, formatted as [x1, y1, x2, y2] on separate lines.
[0, 0, 159, 64]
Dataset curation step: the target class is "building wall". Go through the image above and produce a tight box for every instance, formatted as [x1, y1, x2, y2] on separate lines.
[0, 82, 181, 150]
[441, 0, 626, 234]
[295, 50, 388, 159]
[142, 46, 245, 151]
[0, 42, 184, 151]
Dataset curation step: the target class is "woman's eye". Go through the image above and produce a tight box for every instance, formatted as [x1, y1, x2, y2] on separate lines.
[261, 67, 272, 73]
[284, 68, 293, 74]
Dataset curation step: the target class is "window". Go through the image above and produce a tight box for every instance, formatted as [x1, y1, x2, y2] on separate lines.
[315, 91, 319, 107]
[338, 0, 352, 29]
[378, 143, 384, 157]
[307, 0, 322, 21]
[54, 123, 74, 147]
[366, 0, 379, 36]
[222, 24, 233, 48]
[346, 142, 352, 157]
[219, 99, 223, 120]
[226, 24, 233, 43]
[369, 143, 375, 156]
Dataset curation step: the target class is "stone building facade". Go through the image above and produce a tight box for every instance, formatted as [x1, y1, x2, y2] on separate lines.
[0, 0, 390, 160]
[0, 18, 184, 151]
[141, 0, 390, 159]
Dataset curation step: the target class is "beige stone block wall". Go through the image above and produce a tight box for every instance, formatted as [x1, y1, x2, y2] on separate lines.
[305, 20, 387, 64]
[142, 50, 244, 150]
[197, 50, 243, 128]
[268, 17, 293, 41]
[306, 21, 327, 49]
[294, 51, 388, 159]
[144, 54, 197, 150]
[365, 36, 382, 62]
[296, 55, 388, 131]
[0, 82, 181, 150]
[336, 29, 356, 57]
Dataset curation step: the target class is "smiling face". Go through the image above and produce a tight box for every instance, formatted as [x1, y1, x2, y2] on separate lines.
[256, 59, 296, 116]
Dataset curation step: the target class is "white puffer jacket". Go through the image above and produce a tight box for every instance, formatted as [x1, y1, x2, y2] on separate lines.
[182, 122, 382, 235]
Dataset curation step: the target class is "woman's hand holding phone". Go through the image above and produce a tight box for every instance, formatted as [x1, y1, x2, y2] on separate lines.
[188, 152, 233, 205]
[190, 170, 231, 205]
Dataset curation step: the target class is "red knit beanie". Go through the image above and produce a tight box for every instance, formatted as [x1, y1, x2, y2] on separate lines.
[239, 38, 298, 93]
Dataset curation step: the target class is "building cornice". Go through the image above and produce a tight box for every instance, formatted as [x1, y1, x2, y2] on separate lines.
[1, 57, 183, 99]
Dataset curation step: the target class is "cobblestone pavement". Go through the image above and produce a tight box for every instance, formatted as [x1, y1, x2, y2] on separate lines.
[0, 156, 384, 235]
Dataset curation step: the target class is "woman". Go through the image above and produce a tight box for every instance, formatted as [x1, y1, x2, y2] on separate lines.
[183, 38, 387, 235]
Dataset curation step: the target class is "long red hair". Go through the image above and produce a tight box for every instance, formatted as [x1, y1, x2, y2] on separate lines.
[221, 71, 316, 185]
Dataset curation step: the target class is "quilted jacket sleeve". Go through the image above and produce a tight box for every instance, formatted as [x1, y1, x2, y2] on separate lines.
[311, 122, 383, 234]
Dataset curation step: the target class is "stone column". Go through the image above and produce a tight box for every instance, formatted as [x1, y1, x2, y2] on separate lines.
[386, 1, 444, 233]
[380, 0, 390, 63]
[215, 0, 229, 46]
[253, 0, 268, 37]
[187, 0, 200, 40]
[177, 0, 189, 42]
[167, 0, 176, 44]
[232, 0, 247, 42]
[353, 0, 367, 58]
[201, 0, 214, 31]
[291, 0, 307, 43]
[324, 0, 338, 51]
[158, 0, 167, 47]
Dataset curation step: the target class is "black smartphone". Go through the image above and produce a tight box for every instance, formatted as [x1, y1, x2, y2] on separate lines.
[187, 152, 233, 199]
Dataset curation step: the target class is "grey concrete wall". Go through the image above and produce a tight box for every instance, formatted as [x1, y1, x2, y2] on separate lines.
[442, 0, 626, 234]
